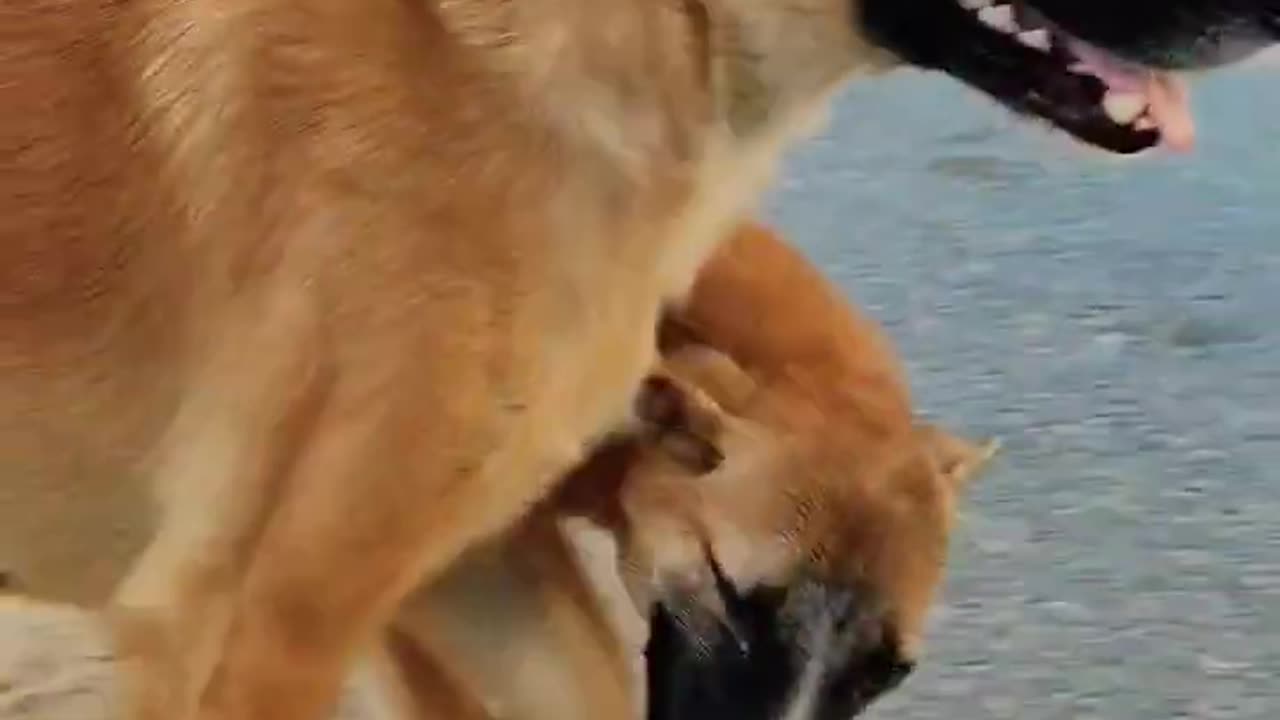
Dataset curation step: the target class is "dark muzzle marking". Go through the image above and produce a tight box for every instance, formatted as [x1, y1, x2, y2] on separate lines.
[645, 563, 915, 720]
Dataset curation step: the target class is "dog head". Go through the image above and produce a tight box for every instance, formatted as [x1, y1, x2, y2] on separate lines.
[560, 345, 997, 720]
[695, 0, 1276, 154]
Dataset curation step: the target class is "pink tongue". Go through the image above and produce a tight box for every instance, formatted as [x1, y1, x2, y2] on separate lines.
[1067, 39, 1196, 152]
[1145, 73, 1195, 152]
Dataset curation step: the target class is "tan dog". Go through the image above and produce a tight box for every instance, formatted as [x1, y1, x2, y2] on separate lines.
[2, 1, 1250, 719]
[0, 4, 893, 719]
[374, 220, 997, 720]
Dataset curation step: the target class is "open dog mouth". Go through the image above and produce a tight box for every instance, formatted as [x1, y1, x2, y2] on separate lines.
[968, 0, 1196, 151]
[863, 0, 1201, 154]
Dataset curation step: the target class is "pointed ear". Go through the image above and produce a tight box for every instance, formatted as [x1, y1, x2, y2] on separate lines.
[916, 423, 999, 489]
[635, 372, 727, 474]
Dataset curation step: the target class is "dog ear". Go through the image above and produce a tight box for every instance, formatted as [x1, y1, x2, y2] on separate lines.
[659, 344, 757, 413]
[554, 370, 729, 528]
[915, 423, 999, 489]
[635, 372, 727, 474]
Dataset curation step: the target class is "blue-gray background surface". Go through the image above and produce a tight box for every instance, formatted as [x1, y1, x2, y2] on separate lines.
[763, 63, 1279, 719]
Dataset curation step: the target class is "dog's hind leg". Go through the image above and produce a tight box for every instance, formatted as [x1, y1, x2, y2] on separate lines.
[108, 285, 335, 720]
[144, 284, 617, 720]
[183, 387, 580, 720]
[379, 624, 495, 720]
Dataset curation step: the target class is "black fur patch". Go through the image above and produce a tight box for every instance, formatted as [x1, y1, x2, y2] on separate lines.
[645, 571, 914, 720]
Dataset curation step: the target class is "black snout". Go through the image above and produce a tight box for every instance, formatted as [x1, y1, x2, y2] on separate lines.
[1023, 0, 1280, 68]
[645, 574, 915, 720]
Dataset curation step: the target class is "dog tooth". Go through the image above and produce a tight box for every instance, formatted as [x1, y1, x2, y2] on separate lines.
[959, 0, 990, 9]
[1102, 91, 1146, 125]
[977, 5, 1018, 33]
[1016, 28, 1051, 51]
[1135, 116, 1156, 131]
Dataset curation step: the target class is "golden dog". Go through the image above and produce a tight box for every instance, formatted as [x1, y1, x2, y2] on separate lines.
[1, 5, 876, 718]
[371, 220, 996, 720]
[2, 1, 1267, 719]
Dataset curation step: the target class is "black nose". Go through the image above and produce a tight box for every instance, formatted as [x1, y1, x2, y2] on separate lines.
[644, 576, 915, 720]
[1023, 0, 1280, 69]
[814, 642, 916, 720]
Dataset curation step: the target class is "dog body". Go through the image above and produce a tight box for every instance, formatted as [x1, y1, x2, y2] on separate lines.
[2, 1, 1274, 719]
[1, 4, 887, 718]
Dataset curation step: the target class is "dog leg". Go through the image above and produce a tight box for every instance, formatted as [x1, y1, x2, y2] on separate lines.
[109, 287, 334, 720]
[511, 518, 637, 720]
[379, 624, 495, 720]
[186, 405, 571, 720]
[378, 516, 636, 720]
[167, 286, 643, 720]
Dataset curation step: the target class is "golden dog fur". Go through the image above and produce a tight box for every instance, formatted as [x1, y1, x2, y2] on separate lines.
[1, 2, 905, 719]
[371, 220, 996, 720]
